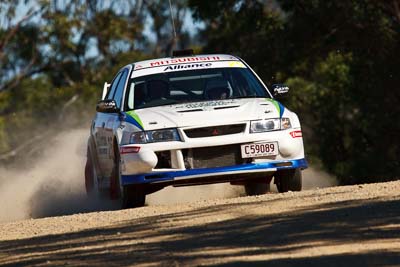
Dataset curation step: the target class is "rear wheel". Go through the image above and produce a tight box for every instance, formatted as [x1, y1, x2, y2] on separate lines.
[84, 152, 94, 194]
[275, 168, 302, 193]
[85, 146, 99, 195]
[85, 146, 108, 199]
[244, 182, 270, 196]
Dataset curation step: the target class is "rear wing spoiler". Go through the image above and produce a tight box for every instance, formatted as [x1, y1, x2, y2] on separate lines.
[102, 82, 110, 100]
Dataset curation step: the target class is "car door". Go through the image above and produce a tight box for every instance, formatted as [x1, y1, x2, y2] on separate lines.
[93, 71, 123, 181]
[101, 68, 130, 180]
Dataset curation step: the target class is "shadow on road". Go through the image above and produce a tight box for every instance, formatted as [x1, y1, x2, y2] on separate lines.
[0, 197, 399, 266]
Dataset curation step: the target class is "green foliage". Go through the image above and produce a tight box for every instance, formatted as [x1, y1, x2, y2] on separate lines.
[190, 0, 285, 82]
[0, 117, 8, 152]
[1, 0, 399, 184]
[0, 0, 195, 161]
[286, 52, 354, 179]
[189, 0, 400, 183]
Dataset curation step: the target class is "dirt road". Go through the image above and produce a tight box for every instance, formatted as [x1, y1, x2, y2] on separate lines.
[1, 180, 399, 266]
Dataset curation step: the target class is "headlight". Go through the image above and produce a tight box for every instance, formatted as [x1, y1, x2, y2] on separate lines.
[250, 118, 291, 133]
[250, 119, 280, 133]
[129, 128, 181, 144]
[146, 129, 180, 142]
[130, 132, 147, 144]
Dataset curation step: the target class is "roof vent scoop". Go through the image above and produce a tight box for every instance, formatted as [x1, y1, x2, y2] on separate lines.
[172, 49, 194, 57]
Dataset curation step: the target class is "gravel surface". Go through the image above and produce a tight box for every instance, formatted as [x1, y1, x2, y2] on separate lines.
[0, 180, 399, 266]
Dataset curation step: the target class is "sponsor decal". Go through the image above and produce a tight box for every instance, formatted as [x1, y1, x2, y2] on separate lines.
[96, 135, 108, 146]
[150, 56, 221, 67]
[99, 148, 108, 155]
[164, 63, 212, 71]
[177, 100, 237, 109]
[228, 61, 244, 68]
[131, 60, 246, 78]
[106, 117, 114, 128]
[289, 130, 302, 138]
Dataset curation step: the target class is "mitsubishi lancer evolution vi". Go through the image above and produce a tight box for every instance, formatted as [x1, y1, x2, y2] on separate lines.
[84, 50, 308, 208]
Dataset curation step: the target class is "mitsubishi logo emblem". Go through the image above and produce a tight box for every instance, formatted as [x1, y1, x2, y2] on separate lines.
[212, 128, 219, 135]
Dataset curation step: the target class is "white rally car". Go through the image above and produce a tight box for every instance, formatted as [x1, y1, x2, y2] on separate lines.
[85, 50, 307, 208]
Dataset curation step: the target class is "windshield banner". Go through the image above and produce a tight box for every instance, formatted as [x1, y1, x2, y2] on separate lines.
[131, 61, 246, 78]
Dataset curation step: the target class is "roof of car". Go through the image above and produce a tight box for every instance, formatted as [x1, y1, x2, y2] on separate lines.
[130, 54, 241, 71]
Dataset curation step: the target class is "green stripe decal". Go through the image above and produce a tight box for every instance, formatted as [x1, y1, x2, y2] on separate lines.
[126, 110, 144, 129]
[265, 98, 281, 116]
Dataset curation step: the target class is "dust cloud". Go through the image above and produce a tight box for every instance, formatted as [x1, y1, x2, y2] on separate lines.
[302, 167, 338, 189]
[0, 129, 115, 223]
[0, 127, 337, 223]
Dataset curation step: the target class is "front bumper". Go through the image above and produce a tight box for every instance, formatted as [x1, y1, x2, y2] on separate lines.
[121, 158, 308, 186]
[119, 126, 307, 187]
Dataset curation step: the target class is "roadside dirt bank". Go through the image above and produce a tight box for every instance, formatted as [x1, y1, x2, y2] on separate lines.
[0, 180, 399, 266]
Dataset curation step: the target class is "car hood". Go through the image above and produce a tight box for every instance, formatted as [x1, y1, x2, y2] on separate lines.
[127, 98, 285, 130]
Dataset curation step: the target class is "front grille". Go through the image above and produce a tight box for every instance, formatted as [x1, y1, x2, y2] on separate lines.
[184, 124, 246, 138]
[184, 144, 247, 169]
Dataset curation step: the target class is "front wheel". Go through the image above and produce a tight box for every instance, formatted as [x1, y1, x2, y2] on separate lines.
[122, 185, 146, 208]
[110, 146, 146, 209]
[275, 168, 302, 193]
[244, 182, 270, 196]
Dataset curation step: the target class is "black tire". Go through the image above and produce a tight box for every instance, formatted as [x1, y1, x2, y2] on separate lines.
[84, 149, 94, 195]
[122, 185, 146, 209]
[109, 160, 121, 200]
[244, 182, 270, 196]
[110, 140, 123, 200]
[111, 142, 146, 209]
[86, 146, 109, 199]
[275, 168, 302, 193]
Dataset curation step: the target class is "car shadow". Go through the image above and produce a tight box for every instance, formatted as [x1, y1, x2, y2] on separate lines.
[0, 197, 399, 266]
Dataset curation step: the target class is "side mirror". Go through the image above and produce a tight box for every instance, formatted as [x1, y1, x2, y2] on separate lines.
[102, 82, 110, 100]
[271, 84, 289, 98]
[96, 99, 120, 113]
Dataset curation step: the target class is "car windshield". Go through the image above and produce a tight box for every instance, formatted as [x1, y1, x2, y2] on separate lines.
[125, 67, 270, 110]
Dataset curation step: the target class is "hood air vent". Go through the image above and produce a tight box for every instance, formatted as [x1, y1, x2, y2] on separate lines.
[214, 105, 240, 110]
[177, 109, 203, 113]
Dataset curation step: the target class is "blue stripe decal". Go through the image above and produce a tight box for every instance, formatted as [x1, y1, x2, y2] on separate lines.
[123, 112, 144, 130]
[277, 101, 285, 118]
[121, 158, 308, 186]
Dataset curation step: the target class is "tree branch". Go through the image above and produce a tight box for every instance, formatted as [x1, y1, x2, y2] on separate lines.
[0, 8, 40, 62]
[0, 55, 38, 92]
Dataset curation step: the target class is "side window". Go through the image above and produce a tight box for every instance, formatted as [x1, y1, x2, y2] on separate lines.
[106, 72, 123, 100]
[113, 69, 129, 109]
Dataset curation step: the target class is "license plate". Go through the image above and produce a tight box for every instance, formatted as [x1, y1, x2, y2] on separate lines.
[241, 142, 278, 158]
